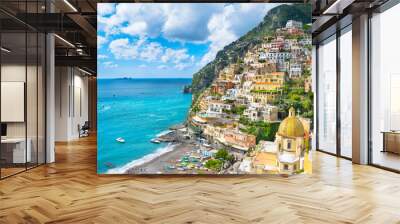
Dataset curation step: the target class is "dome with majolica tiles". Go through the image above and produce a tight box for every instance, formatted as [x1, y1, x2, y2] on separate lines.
[277, 107, 304, 138]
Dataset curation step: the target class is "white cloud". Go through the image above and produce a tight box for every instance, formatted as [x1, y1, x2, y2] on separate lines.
[103, 61, 118, 68]
[98, 35, 107, 48]
[98, 54, 108, 59]
[140, 42, 163, 62]
[175, 63, 191, 71]
[157, 65, 167, 70]
[200, 9, 237, 66]
[98, 3, 220, 42]
[109, 38, 141, 59]
[121, 21, 148, 36]
[162, 4, 221, 42]
[98, 3, 116, 16]
[98, 4, 165, 38]
[107, 37, 194, 68]
[161, 48, 190, 64]
[199, 3, 279, 65]
[100, 3, 280, 69]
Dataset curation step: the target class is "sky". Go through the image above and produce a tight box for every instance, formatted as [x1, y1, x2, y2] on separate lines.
[97, 3, 281, 78]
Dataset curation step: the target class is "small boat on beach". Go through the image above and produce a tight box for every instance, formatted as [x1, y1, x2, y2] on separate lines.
[150, 138, 161, 144]
[167, 165, 176, 169]
[116, 137, 125, 143]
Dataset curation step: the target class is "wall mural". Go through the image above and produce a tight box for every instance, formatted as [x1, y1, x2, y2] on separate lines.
[97, 3, 313, 175]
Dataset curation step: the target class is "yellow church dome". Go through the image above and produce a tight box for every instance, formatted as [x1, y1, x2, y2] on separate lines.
[277, 107, 305, 138]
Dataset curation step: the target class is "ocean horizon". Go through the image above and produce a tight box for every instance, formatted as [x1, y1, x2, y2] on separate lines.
[97, 78, 192, 174]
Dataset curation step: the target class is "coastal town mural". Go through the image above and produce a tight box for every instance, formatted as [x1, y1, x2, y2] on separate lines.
[97, 3, 312, 175]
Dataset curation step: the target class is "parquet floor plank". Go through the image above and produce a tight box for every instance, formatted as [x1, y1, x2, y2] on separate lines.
[0, 135, 399, 223]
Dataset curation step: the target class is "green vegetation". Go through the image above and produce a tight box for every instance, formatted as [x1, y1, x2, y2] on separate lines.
[294, 169, 305, 174]
[224, 99, 235, 104]
[272, 72, 313, 119]
[251, 89, 281, 94]
[231, 105, 246, 115]
[222, 108, 231, 114]
[239, 116, 250, 125]
[239, 118, 280, 143]
[222, 104, 246, 115]
[205, 159, 223, 171]
[205, 148, 235, 171]
[215, 149, 235, 163]
[191, 104, 200, 113]
[210, 92, 222, 97]
[303, 23, 311, 31]
[241, 4, 311, 42]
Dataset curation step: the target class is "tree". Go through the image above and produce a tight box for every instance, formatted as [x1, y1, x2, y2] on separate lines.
[215, 149, 235, 163]
[240, 120, 280, 143]
[231, 105, 246, 115]
[192, 104, 200, 113]
[215, 149, 229, 160]
[239, 116, 251, 125]
[205, 159, 223, 171]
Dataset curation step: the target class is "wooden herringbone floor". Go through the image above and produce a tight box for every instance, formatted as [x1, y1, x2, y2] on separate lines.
[1, 135, 400, 224]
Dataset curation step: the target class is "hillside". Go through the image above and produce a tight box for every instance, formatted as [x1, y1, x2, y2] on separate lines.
[190, 4, 311, 100]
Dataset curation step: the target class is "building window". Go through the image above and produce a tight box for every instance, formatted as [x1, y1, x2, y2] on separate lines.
[283, 164, 289, 170]
[0, 6, 46, 179]
[340, 26, 352, 158]
[317, 35, 337, 154]
[370, 4, 400, 171]
[287, 140, 291, 149]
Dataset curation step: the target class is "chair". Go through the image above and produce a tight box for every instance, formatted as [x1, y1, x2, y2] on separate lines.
[79, 121, 90, 138]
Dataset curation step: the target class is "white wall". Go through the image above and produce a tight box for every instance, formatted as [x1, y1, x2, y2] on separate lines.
[72, 73, 89, 138]
[1, 64, 26, 138]
[0, 64, 42, 138]
[1, 63, 46, 164]
[54, 67, 89, 141]
[55, 66, 69, 141]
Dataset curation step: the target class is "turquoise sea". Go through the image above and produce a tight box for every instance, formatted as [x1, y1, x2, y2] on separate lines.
[97, 78, 192, 174]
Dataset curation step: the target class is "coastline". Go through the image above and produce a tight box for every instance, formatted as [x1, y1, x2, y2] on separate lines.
[105, 122, 196, 174]
[121, 124, 219, 175]
[98, 78, 192, 174]
[125, 142, 197, 174]
[106, 143, 176, 174]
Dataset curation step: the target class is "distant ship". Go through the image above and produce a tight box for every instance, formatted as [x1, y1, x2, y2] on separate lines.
[116, 137, 125, 143]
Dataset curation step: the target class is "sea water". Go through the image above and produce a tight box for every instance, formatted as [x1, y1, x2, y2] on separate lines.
[97, 78, 192, 174]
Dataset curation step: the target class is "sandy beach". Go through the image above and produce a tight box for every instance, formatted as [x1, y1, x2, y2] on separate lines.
[125, 142, 200, 174]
